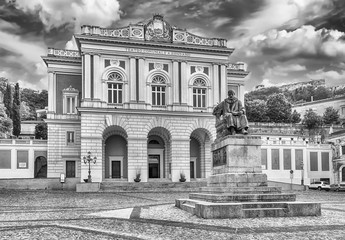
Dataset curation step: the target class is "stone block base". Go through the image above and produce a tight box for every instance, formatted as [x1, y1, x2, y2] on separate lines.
[175, 199, 321, 219]
[76, 183, 100, 192]
[208, 173, 267, 187]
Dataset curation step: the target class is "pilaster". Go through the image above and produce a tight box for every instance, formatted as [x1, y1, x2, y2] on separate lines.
[212, 64, 219, 105]
[93, 54, 101, 100]
[127, 137, 148, 182]
[129, 57, 136, 102]
[84, 54, 91, 99]
[220, 64, 227, 101]
[138, 58, 146, 103]
[180, 61, 188, 104]
[172, 60, 179, 104]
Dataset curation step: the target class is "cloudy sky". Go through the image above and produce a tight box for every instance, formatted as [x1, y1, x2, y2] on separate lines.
[0, 0, 345, 91]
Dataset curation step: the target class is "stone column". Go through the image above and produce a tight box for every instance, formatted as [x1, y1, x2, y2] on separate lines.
[129, 57, 136, 102]
[84, 54, 91, 99]
[171, 138, 190, 182]
[238, 84, 245, 105]
[212, 64, 219, 105]
[127, 137, 148, 182]
[138, 58, 146, 103]
[172, 60, 179, 104]
[93, 54, 101, 100]
[220, 64, 227, 101]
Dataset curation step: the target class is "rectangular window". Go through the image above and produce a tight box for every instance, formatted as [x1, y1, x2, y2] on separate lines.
[17, 150, 28, 169]
[283, 149, 291, 170]
[310, 152, 318, 171]
[193, 88, 206, 108]
[261, 149, 267, 170]
[66, 161, 76, 178]
[108, 83, 122, 104]
[0, 150, 11, 169]
[271, 149, 280, 170]
[321, 152, 329, 171]
[66, 97, 76, 114]
[67, 131, 75, 144]
[342, 145, 345, 155]
[152, 86, 166, 106]
[295, 149, 303, 170]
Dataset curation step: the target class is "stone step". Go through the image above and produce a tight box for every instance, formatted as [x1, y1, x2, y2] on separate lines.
[100, 181, 207, 193]
[243, 208, 287, 218]
[200, 186, 281, 194]
[189, 193, 296, 203]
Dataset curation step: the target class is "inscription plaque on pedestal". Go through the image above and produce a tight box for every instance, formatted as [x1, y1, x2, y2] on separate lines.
[212, 147, 226, 167]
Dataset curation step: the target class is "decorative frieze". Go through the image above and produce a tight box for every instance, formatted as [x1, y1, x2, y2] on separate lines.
[47, 48, 80, 58]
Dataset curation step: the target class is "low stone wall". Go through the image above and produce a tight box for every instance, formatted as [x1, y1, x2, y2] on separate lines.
[0, 178, 79, 190]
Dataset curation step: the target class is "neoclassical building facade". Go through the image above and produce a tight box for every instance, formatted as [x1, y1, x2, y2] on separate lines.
[42, 14, 249, 183]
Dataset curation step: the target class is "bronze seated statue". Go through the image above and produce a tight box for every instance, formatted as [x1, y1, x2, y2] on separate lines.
[213, 90, 249, 138]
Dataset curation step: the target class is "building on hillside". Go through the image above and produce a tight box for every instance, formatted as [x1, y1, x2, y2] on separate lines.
[292, 95, 345, 125]
[41, 14, 249, 183]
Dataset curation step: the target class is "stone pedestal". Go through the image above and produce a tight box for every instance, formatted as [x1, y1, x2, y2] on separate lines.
[176, 135, 321, 218]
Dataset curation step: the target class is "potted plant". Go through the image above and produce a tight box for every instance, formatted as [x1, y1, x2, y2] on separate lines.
[134, 169, 141, 182]
[179, 172, 186, 182]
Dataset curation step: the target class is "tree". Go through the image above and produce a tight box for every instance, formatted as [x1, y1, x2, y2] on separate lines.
[35, 122, 47, 139]
[245, 99, 269, 122]
[313, 86, 332, 101]
[0, 104, 12, 135]
[302, 109, 323, 142]
[290, 110, 301, 123]
[4, 84, 12, 119]
[323, 107, 340, 125]
[20, 101, 36, 120]
[12, 83, 21, 137]
[266, 93, 292, 123]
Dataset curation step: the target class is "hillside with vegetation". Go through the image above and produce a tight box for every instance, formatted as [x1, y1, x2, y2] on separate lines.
[0, 77, 48, 137]
[244, 84, 343, 125]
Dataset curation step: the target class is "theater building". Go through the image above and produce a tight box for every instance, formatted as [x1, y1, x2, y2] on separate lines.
[42, 14, 249, 183]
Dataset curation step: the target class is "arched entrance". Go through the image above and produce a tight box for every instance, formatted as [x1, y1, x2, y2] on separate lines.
[103, 126, 128, 180]
[147, 127, 171, 180]
[190, 128, 213, 179]
[34, 156, 47, 178]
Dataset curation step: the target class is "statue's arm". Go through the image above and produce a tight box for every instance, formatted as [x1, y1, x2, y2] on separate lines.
[213, 102, 223, 118]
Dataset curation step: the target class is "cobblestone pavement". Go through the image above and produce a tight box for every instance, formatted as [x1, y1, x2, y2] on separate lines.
[0, 190, 345, 239]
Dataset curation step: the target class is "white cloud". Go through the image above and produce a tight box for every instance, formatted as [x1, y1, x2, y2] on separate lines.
[12, 0, 120, 31]
[273, 64, 306, 72]
[233, 0, 334, 39]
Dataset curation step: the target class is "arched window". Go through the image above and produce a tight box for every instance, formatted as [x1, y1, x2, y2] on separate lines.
[192, 78, 207, 108]
[151, 75, 166, 106]
[107, 72, 123, 104]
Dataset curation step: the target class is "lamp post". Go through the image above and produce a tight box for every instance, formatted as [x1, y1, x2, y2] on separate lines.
[83, 151, 97, 183]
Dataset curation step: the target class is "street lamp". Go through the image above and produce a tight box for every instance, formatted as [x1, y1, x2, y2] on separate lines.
[83, 151, 97, 183]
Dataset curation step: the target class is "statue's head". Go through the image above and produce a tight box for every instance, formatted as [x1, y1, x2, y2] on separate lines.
[228, 89, 235, 99]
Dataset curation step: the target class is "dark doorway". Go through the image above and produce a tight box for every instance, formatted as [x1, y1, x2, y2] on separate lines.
[112, 161, 121, 178]
[342, 167, 345, 182]
[149, 155, 160, 178]
[190, 161, 195, 179]
[34, 156, 47, 178]
[66, 161, 75, 178]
